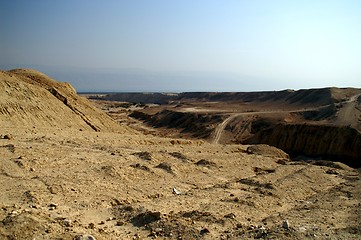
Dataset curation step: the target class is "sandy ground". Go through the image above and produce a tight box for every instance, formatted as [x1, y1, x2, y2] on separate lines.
[1, 126, 360, 239]
[1, 70, 360, 239]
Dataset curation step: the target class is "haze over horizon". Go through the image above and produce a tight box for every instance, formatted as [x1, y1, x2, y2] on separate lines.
[1, 0, 361, 92]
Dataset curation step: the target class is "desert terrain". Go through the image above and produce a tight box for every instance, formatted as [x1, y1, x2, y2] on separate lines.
[1, 69, 360, 239]
[90, 88, 361, 167]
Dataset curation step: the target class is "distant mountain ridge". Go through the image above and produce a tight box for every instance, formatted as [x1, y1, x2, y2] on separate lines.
[92, 87, 361, 108]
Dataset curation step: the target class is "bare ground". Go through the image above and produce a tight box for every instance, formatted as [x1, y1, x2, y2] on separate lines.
[1, 70, 360, 239]
[0, 126, 360, 239]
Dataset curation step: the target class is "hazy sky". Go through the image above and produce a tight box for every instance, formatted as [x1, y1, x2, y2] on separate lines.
[1, 0, 361, 91]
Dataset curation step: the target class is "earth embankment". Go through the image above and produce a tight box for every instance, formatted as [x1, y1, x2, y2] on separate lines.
[130, 110, 223, 138]
[244, 123, 361, 168]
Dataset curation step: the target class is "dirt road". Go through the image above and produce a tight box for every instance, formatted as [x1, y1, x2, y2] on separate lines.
[335, 94, 361, 128]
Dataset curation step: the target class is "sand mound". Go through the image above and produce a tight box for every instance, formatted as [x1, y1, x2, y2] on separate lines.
[0, 69, 128, 132]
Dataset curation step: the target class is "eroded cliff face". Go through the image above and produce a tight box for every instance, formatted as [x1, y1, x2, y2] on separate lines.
[244, 124, 361, 167]
[131, 110, 223, 138]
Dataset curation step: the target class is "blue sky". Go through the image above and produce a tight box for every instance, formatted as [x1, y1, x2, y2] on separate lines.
[1, 0, 361, 92]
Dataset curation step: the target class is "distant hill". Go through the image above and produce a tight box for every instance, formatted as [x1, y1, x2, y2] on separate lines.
[93, 87, 361, 108]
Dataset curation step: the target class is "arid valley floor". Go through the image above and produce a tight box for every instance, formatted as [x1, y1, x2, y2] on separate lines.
[1, 69, 360, 239]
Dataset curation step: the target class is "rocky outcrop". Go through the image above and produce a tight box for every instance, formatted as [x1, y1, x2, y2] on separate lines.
[244, 124, 361, 167]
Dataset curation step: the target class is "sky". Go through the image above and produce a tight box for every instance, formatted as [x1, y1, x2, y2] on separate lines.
[1, 0, 361, 92]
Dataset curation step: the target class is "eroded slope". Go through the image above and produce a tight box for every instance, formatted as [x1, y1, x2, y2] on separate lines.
[0, 69, 127, 132]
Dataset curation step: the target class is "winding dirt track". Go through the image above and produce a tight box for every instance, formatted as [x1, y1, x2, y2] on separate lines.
[335, 94, 361, 127]
[212, 113, 243, 144]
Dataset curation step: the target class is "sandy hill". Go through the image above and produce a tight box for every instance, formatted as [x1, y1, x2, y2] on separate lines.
[0, 69, 360, 239]
[0, 69, 127, 132]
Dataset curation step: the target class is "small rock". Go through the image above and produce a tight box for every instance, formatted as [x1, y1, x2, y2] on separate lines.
[172, 187, 182, 195]
[133, 233, 140, 239]
[132, 211, 161, 226]
[155, 162, 173, 174]
[200, 228, 210, 235]
[10, 210, 19, 216]
[255, 226, 268, 238]
[88, 223, 95, 229]
[132, 151, 152, 161]
[154, 227, 163, 233]
[3, 134, 13, 140]
[64, 219, 72, 227]
[48, 203, 57, 210]
[224, 213, 236, 219]
[276, 159, 288, 165]
[326, 169, 339, 175]
[196, 159, 215, 167]
[116, 221, 125, 226]
[74, 234, 96, 240]
[282, 220, 290, 230]
[236, 223, 243, 228]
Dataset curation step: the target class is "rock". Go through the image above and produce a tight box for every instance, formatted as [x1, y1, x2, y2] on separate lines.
[131, 211, 161, 227]
[200, 228, 210, 235]
[130, 163, 150, 172]
[282, 220, 290, 230]
[74, 234, 96, 240]
[196, 159, 216, 167]
[132, 151, 152, 161]
[276, 159, 289, 165]
[155, 162, 173, 174]
[116, 221, 125, 226]
[169, 152, 188, 162]
[172, 187, 182, 195]
[326, 169, 339, 175]
[63, 219, 72, 227]
[254, 226, 268, 238]
[224, 213, 236, 219]
[246, 144, 289, 159]
[154, 227, 163, 233]
[10, 210, 19, 216]
[48, 203, 57, 210]
[3, 134, 13, 140]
